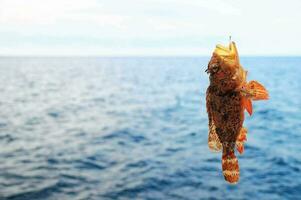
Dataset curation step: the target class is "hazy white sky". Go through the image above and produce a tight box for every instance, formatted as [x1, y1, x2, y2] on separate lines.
[0, 0, 301, 56]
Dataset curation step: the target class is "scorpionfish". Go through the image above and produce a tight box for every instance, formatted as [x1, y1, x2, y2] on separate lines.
[205, 41, 269, 183]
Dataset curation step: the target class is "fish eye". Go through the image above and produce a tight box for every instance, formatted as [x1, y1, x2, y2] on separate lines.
[211, 64, 219, 73]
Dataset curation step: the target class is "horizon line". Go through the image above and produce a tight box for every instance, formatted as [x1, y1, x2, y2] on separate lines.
[1, 54, 301, 57]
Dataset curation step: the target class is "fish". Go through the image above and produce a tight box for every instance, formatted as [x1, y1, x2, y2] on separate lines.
[205, 40, 269, 184]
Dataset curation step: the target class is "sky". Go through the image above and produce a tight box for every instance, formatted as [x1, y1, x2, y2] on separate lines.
[0, 0, 301, 56]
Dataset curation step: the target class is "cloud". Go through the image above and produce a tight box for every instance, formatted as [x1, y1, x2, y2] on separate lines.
[0, 0, 127, 27]
[0, 0, 301, 55]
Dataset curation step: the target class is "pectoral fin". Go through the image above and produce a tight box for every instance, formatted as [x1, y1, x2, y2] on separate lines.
[242, 97, 253, 116]
[245, 81, 269, 100]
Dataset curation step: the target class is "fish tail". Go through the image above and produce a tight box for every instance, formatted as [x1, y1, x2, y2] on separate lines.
[222, 148, 240, 184]
[246, 80, 269, 100]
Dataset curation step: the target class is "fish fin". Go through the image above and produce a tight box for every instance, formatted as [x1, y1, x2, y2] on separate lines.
[208, 121, 222, 152]
[229, 42, 240, 64]
[246, 81, 269, 100]
[236, 127, 247, 154]
[214, 42, 239, 66]
[215, 44, 231, 56]
[215, 43, 235, 59]
[222, 150, 240, 184]
[242, 97, 253, 116]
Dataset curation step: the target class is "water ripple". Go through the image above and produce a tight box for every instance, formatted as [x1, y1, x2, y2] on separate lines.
[0, 57, 300, 199]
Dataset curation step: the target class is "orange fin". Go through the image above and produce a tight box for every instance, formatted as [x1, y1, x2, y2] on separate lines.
[222, 151, 239, 184]
[242, 97, 253, 116]
[236, 127, 247, 154]
[246, 81, 269, 100]
[208, 121, 222, 152]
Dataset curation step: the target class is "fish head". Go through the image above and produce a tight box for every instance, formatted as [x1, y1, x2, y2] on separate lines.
[206, 41, 245, 84]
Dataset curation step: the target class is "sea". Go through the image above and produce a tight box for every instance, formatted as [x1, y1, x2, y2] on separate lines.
[0, 56, 300, 200]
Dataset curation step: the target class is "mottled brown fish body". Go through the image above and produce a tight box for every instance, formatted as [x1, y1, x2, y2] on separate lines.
[206, 85, 243, 183]
[207, 88, 243, 151]
[205, 41, 269, 184]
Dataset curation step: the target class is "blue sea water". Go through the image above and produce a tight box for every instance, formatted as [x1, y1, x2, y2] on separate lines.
[0, 56, 300, 200]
